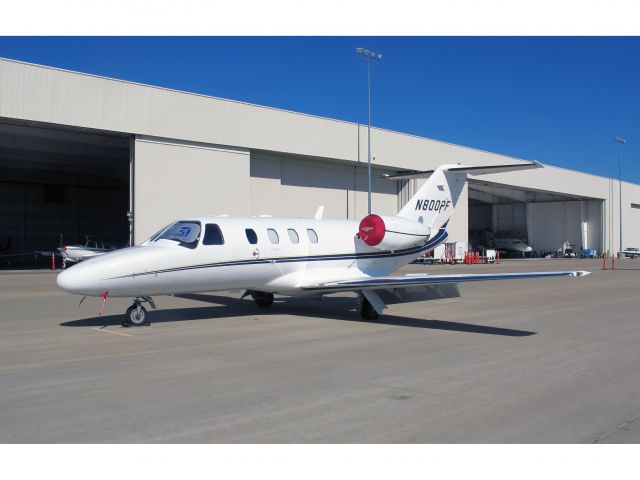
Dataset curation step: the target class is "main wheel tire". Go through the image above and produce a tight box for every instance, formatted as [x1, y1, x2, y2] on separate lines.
[125, 304, 148, 327]
[252, 292, 274, 308]
[360, 298, 380, 320]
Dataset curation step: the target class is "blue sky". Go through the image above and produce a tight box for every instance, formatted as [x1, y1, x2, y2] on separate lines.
[1, 37, 638, 184]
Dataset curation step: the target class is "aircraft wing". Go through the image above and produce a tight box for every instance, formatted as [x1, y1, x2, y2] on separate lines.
[302, 270, 590, 292]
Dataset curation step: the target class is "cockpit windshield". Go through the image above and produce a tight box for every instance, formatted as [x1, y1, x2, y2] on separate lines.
[150, 221, 201, 248]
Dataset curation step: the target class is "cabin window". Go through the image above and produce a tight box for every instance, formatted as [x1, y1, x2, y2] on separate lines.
[287, 228, 299, 244]
[307, 228, 318, 244]
[203, 223, 225, 245]
[153, 220, 201, 249]
[267, 228, 280, 244]
[245, 228, 258, 245]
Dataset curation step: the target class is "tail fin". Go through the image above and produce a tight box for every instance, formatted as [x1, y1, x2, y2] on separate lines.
[397, 165, 466, 229]
[396, 161, 541, 229]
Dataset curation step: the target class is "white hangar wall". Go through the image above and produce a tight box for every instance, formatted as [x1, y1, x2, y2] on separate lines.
[0, 58, 358, 163]
[0, 58, 540, 176]
[2, 57, 640, 255]
[249, 151, 398, 220]
[134, 137, 250, 242]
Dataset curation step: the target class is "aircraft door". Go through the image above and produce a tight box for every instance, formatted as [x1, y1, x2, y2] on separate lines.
[244, 228, 261, 262]
[263, 227, 288, 278]
[305, 227, 320, 264]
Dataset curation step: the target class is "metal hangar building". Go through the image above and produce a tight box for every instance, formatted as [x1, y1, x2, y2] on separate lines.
[1, 57, 639, 266]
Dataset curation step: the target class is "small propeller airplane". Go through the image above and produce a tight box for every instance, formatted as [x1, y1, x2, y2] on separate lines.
[57, 162, 589, 326]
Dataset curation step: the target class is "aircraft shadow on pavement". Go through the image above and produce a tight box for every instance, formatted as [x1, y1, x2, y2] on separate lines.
[59, 293, 536, 337]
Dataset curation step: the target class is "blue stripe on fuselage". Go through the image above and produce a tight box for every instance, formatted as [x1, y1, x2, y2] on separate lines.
[108, 228, 449, 279]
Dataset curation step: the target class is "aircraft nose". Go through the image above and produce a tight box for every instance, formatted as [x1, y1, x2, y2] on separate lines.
[56, 265, 100, 295]
[56, 267, 82, 293]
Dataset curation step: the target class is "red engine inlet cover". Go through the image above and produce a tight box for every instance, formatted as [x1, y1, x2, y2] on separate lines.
[359, 214, 386, 246]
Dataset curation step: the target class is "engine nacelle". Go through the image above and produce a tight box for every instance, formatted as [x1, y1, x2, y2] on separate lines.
[358, 214, 431, 251]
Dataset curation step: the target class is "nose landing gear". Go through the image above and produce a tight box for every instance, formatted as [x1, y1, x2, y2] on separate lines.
[123, 297, 155, 327]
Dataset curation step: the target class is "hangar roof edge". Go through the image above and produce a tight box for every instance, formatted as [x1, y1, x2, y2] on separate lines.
[1, 56, 638, 188]
[0, 57, 537, 163]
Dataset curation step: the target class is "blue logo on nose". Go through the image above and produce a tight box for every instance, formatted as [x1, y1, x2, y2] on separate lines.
[418, 216, 424, 224]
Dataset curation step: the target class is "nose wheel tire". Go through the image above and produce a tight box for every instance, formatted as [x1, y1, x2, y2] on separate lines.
[252, 292, 274, 308]
[360, 298, 380, 320]
[125, 304, 148, 327]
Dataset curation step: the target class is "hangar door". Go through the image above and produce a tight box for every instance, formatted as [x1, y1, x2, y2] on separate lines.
[0, 121, 130, 268]
[133, 137, 250, 244]
[250, 151, 398, 220]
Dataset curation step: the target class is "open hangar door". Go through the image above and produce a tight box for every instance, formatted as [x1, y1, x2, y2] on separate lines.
[468, 179, 603, 257]
[0, 121, 130, 269]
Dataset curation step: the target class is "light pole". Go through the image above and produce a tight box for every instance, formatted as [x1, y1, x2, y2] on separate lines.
[615, 136, 626, 257]
[356, 47, 382, 214]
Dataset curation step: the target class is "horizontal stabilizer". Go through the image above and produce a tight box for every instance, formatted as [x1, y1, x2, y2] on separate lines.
[383, 161, 542, 180]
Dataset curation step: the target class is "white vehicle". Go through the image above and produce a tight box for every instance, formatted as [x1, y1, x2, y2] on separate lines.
[57, 162, 589, 326]
[623, 247, 640, 258]
[58, 237, 118, 268]
[484, 248, 497, 263]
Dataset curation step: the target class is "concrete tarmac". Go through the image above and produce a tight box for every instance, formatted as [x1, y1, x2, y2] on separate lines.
[1, 259, 639, 443]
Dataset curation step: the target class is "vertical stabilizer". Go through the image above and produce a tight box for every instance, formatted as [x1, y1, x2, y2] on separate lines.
[397, 165, 467, 229]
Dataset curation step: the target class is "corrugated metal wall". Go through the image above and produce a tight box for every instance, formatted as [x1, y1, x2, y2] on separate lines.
[1, 57, 637, 204]
[0, 59, 357, 163]
[3, 58, 640, 253]
[134, 137, 250, 243]
[250, 152, 398, 220]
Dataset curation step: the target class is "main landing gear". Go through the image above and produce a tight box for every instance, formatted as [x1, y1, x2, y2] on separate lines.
[359, 295, 380, 320]
[123, 297, 155, 327]
[251, 291, 274, 308]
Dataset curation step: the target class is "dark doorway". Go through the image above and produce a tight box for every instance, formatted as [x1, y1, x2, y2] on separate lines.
[0, 121, 130, 268]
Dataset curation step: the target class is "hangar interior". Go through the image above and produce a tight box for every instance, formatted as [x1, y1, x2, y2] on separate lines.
[0, 121, 130, 268]
[467, 179, 603, 256]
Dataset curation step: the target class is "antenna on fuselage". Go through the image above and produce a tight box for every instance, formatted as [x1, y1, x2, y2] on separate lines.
[314, 206, 325, 220]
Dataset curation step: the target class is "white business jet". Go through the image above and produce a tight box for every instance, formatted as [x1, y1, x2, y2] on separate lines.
[57, 162, 589, 326]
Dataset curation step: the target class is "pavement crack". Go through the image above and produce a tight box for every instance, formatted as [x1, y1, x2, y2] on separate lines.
[592, 413, 640, 443]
